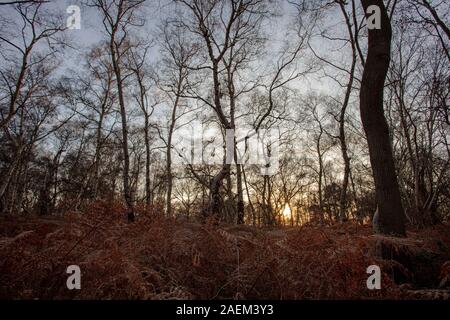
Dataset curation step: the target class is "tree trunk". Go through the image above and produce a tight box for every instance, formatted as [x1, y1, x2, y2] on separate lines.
[166, 74, 183, 218]
[109, 32, 134, 222]
[166, 119, 174, 218]
[144, 114, 152, 208]
[337, 2, 357, 223]
[360, 0, 406, 236]
[207, 164, 230, 219]
[0, 46, 31, 130]
[317, 128, 324, 214]
[93, 111, 104, 200]
[235, 162, 245, 224]
[242, 163, 256, 226]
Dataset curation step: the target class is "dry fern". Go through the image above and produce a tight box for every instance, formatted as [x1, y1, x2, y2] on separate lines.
[0, 201, 449, 300]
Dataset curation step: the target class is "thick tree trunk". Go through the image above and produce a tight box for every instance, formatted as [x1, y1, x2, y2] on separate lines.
[207, 164, 231, 218]
[360, 0, 406, 236]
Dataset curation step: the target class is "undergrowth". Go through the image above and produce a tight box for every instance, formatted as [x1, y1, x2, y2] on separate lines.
[0, 201, 449, 299]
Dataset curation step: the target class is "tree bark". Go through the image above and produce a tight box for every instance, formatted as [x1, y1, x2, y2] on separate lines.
[360, 0, 406, 236]
[235, 162, 245, 224]
[207, 164, 230, 218]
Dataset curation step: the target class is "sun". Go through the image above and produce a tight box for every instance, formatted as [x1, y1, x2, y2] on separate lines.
[282, 203, 292, 219]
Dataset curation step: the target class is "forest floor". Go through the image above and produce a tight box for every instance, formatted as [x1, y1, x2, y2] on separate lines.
[0, 202, 449, 300]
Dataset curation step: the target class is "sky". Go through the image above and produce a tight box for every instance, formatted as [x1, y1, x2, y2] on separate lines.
[0, 0, 348, 93]
[0, 0, 355, 168]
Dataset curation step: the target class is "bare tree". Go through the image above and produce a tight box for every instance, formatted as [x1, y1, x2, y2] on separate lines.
[127, 42, 159, 208]
[307, 0, 359, 222]
[359, 0, 406, 236]
[0, 1, 65, 130]
[0, 1, 67, 212]
[0, 1, 49, 6]
[63, 45, 118, 203]
[91, 0, 146, 222]
[173, 0, 269, 220]
[158, 20, 197, 217]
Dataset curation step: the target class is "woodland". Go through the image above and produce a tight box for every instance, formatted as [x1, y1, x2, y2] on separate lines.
[0, 0, 449, 300]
